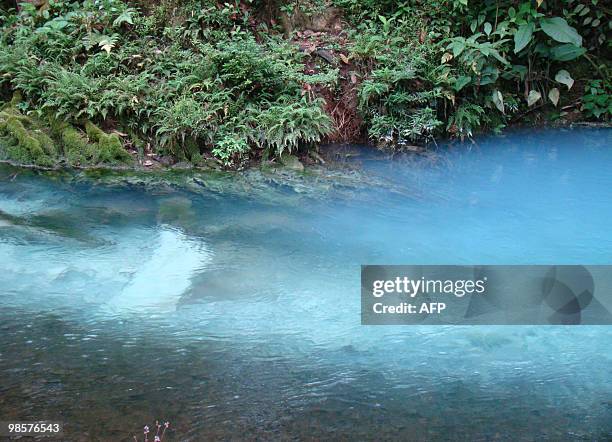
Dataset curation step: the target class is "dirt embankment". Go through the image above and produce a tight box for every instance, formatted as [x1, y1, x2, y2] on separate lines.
[263, 5, 365, 144]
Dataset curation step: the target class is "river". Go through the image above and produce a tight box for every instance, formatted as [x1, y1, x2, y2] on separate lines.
[0, 128, 611, 440]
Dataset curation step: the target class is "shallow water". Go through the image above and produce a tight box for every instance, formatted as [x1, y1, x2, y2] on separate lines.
[0, 128, 611, 441]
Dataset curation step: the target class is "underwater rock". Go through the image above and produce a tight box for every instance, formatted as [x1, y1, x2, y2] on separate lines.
[157, 196, 196, 227]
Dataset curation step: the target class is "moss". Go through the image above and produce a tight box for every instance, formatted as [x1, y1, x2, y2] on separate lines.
[9, 91, 22, 107]
[0, 107, 60, 166]
[47, 118, 91, 166]
[0, 111, 8, 131]
[2, 116, 51, 165]
[184, 137, 200, 161]
[85, 121, 132, 165]
[98, 133, 131, 164]
[61, 125, 92, 165]
[128, 130, 146, 158]
[0, 108, 31, 125]
[0, 108, 131, 168]
[191, 151, 203, 166]
[84, 121, 105, 142]
[33, 129, 57, 157]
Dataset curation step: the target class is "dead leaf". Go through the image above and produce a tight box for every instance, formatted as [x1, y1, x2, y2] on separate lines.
[419, 29, 426, 44]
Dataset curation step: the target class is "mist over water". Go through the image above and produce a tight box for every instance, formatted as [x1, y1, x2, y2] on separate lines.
[1, 128, 611, 440]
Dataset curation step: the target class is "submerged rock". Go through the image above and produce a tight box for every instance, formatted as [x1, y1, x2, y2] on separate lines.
[157, 196, 196, 227]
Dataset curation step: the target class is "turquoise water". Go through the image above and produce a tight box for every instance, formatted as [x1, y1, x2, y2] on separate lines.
[0, 128, 611, 440]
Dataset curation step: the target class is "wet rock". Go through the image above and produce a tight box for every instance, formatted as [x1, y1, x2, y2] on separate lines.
[278, 153, 304, 172]
[202, 158, 223, 171]
[171, 161, 193, 170]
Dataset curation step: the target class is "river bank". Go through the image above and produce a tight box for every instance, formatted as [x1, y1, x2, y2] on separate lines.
[0, 0, 609, 171]
[1, 120, 609, 175]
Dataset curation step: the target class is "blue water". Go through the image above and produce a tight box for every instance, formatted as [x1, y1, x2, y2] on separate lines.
[0, 128, 611, 440]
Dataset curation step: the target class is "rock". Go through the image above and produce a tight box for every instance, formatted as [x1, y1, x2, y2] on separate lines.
[278, 153, 304, 171]
[315, 48, 335, 64]
[157, 196, 195, 226]
[171, 161, 193, 170]
[202, 158, 223, 170]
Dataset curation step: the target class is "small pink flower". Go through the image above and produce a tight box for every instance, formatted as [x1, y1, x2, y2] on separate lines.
[155, 437, 160, 442]
[144, 425, 150, 434]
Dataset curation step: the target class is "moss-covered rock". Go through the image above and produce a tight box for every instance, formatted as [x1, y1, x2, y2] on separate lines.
[85, 121, 132, 165]
[0, 108, 56, 166]
[9, 91, 22, 108]
[99, 133, 132, 164]
[278, 153, 304, 171]
[53, 121, 96, 166]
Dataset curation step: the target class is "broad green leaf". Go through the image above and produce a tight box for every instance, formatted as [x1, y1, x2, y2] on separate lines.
[548, 87, 560, 106]
[527, 90, 541, 106]
[454, 75, 471, 91]
[555, 69, 574, 90]
[479, 66, 499, 85]
[514, 22, 534, 53]
[450, 41, 465, 57]
[550, 44, 586, 61]
[492, 90, 505, 113]
[484, 22, 492, 35]
[540, 17, 582, 46]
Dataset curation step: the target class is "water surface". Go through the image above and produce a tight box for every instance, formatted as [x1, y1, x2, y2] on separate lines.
[1, 128, 611, 440]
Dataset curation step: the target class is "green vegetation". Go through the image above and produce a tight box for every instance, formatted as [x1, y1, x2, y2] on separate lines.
[0, 0, 609, 168]
[342, 0, 610, 144]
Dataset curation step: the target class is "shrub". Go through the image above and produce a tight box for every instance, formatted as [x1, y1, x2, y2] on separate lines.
[582, 80, 612, 120]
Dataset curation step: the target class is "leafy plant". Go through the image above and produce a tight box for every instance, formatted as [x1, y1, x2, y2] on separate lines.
[582, 80, 612, 120]
[212, 135, 249, 167]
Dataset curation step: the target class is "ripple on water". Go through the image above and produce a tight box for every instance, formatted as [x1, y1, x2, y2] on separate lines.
[0, 128, 611, 439]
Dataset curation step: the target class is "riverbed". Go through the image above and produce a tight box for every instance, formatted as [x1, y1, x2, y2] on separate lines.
[0, 128, 611, 440]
